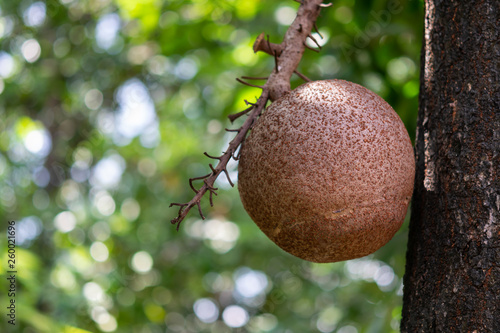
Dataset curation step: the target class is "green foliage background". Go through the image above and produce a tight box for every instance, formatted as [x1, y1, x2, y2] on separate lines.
[0, 0, 422, 332]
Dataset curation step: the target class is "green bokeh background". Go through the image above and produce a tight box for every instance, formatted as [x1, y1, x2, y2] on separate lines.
[0, 0, 422, 332]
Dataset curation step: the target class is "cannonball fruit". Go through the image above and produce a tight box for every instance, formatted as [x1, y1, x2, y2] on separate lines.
[238, 79, 415, 263]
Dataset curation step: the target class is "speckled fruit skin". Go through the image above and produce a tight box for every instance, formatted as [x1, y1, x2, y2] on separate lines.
[238, 79, 415, 263]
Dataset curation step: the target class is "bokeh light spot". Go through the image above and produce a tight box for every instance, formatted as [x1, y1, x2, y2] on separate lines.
[83, 282, 105, 302]
[21, 39, 41, 63]
[234, 267, 268, 298]
[193, 298, 219, 323]
[90, 241, 109, 262]
[97, 313, 118, 332]
[50, 266, 77, 291]
[91, 154, 125, 189]
[84, 89, 104, 110]
[91, 221, 111, 242]
[121, 198, 140, 221]
[131, 251, 153, 273]
[334, 6, 353, 24]
[338, 325, 358, 333]
[17, 216, 42, 246]
[174, 57, 198, 80]
[32, 166, 50, 187]
[95, 13, 121, 50]
[274, 6, 296, 26]
[0, 52, 15, 78]
[186, 219, 240, 253]
[250, 313, 278, 332]
[374, 265, 396, 289]
[316, 306, 342, 333]
[93, 191, 116, 216]
[71, 160, 90, 183]
[387, 56, 416, 82]
[23, 128, 52, 158]
[54, 211, 77, 233]
[222, 305, 249, 328]
[0, 16, 15, 39]
[114, 79, 158, 144]
[137, 158, 157, 177]
[23, 2, 46, 27]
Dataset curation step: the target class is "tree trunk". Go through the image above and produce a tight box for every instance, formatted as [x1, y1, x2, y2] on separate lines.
[401, 0, 500, 332]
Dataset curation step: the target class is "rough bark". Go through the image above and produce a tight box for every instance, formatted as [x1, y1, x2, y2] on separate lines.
[401, 1, 500, 332]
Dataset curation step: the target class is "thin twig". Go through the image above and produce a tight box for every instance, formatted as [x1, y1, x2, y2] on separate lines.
[294, 70, 312, 82]
[267, 34, 281, 73]
[241, 76, 268, 80]
[222, 168, 234, 187]
[307, 33, 322, 49]
[204, 152, 221, 160]
[189, 173, 211, 193]
[313, 22, 323, 39]
[228, 106, 254, 123]
[236, 78, 264, 89]
[303, 42, 320, 52]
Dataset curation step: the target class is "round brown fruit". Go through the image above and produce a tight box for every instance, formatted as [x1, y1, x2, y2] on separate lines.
[238, 79, 415, 263]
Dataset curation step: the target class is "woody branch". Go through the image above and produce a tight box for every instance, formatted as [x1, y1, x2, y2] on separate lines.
[170, 0, 329, 229]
